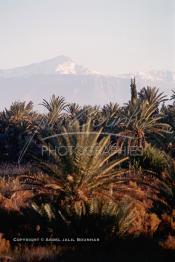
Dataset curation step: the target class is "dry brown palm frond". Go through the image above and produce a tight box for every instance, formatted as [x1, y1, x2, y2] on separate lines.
[116, 196, 160, 237]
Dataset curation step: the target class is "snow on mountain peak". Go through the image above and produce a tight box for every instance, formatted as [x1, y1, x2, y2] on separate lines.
[0, 56, 174, 82]
[0, 56, 99, 77]
[55, 59, 97, 75]
[56, 61, 76, 74]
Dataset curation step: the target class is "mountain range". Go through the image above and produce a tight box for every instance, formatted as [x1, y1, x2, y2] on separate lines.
[0, 56, 174, 110]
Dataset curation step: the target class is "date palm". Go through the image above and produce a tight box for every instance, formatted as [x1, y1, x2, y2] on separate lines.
[65, 103, 81, 119]
[171, 90, 175, 103]
[102, 102, 120, 117]
[130, 78, 137, 106]
[36, 119, 128, 216]
[121, 94, 171, 148]
[41, 95, 67, 125]
[73, 105, 101, 127]
[2, 101, 37, 161]
[138, 86, 167, 106]
[3, 101, 34, 126]
[101, 102, 121, 134]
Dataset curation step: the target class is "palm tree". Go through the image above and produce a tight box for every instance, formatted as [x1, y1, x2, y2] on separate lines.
[31, 120, 173, 235]
[138, 86, 167, 106]
[36, 119, 128, 216]
[102, 102, 120, 117]
[101, 102, 121, 135]
[74, 105, 100, 127]
[3, 101, 34, 126]
[171, 90, 175, 104]
[121, 93, 171, 148]
[65, 103, 81, 119]
[1, 101, 36, 162]
[161, 100, 175, 154]
[41, 95, 67, 125]
[130, 78, 137, 107]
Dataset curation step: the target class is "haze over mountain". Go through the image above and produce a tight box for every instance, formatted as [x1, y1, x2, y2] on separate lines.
[0, 56, 174, 110]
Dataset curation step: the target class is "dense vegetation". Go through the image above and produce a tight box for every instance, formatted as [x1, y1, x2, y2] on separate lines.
[0, 79, 175, 261]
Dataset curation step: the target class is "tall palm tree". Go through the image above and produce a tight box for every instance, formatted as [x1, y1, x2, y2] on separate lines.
[3, 101, 34, 126]
[41, 95, 67, 125]
[101, 102, 121, 134]
[130, 78, 137, 107]
[65, 103, 81, 119]
[138, 86, 167, 106]
[121, 95, 171, 148]
[102, 102, 120, 117]
[75, 105, 100, 127]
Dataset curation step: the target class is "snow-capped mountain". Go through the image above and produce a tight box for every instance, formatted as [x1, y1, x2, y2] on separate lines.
[0, 56, 174, 110]
[0, 56, 98, 78]
[119, 70, 175, 83]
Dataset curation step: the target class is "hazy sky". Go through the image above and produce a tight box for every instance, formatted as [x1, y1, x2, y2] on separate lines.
[0, 0, 174, 74]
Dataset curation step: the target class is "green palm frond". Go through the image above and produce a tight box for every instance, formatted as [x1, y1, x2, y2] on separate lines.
[41, 95, 67, 124]
[122, 97, 171, 144]
[65, 103, 81, 118]
[3, 101, 34, 125]
[138, 86, 167, 105]
[102, 102, 120, 117]
[35, 119, 129, 213]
